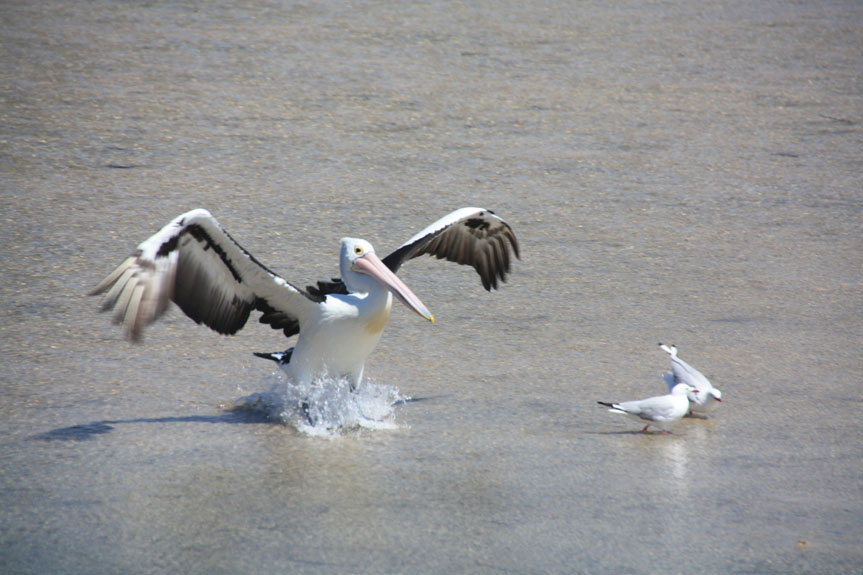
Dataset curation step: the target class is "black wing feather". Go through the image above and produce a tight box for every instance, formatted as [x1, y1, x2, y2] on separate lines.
[382, 208, 520, 291]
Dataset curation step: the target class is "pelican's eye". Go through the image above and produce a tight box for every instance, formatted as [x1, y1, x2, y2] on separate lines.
[354, 245, 364, 255]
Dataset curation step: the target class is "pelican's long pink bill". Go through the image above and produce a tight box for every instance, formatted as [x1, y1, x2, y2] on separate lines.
[352, 252, 434, 323]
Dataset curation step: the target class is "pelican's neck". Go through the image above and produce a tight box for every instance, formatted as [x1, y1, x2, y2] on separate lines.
[362, 291, 392, 334]
[359, 283, 391, 309]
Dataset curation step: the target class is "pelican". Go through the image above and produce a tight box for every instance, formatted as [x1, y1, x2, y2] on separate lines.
[659, 343, 722, 414]
[90, 207, 519, 390]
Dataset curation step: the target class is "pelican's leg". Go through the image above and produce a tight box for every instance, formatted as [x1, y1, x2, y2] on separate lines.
[347, 365, 364, 393]
[285, 366, 315, 425]
[301, 401, 313, 426]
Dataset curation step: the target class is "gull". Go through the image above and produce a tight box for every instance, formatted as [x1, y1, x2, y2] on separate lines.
[597, 383, 697, 434]
[660, 343, 722, 415]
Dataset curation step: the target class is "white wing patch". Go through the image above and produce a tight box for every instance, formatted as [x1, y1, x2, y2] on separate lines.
[91, 210, 318, 341]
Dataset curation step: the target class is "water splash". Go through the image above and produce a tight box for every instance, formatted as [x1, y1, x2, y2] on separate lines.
[233, 369, 409, 438]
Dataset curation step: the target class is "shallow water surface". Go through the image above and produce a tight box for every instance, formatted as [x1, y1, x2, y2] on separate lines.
[1, 1, 861, 573]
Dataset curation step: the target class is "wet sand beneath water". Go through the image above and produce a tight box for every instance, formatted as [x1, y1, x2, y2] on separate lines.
[1, 1, 861, 573]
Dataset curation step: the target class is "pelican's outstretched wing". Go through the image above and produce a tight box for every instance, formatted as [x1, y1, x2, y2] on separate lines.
[383, 207, 520, 291]
[90, 209, 322, 341]
[305, 207, 520, 297]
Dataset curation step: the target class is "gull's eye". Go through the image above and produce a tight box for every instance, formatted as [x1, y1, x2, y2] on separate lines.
[354, 245, 364, 255]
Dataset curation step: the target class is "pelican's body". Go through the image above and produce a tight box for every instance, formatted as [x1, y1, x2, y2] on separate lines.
[90, 208, 519, 391]
[281, 289, 390, 387]
[283, 244, 403, 387]
[598, 383, 697, 434]
[660, 344, 722, 414]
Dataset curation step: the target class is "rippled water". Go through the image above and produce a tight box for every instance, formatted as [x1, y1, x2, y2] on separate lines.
[235, 370, 408, 437]
[2, 1, 861, 573]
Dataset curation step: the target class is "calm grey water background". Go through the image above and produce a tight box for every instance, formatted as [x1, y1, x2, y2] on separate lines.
[2, 1, 861, 573]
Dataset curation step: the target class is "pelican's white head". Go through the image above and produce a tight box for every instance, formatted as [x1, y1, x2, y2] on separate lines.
[339, 238, 434, 323]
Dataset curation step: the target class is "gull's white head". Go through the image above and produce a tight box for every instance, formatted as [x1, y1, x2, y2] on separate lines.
[671, 383, 698, 396]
